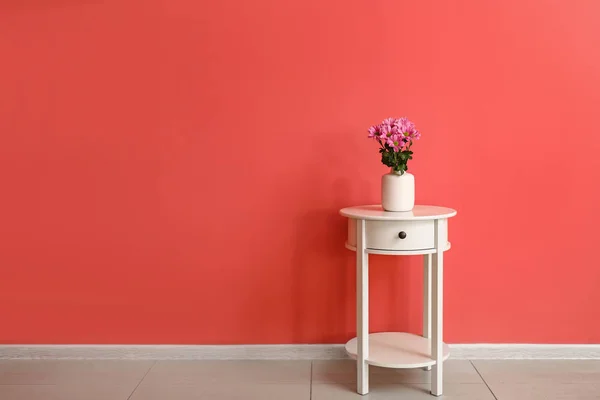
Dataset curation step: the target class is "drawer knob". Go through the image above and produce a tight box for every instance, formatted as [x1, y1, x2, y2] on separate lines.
[398, 231, 407, 239]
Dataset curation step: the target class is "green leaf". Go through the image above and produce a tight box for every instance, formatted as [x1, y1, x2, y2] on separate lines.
[381, 151, 395, 167]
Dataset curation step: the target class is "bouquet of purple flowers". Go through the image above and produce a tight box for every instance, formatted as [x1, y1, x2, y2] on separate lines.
[368, 117, 421, 174]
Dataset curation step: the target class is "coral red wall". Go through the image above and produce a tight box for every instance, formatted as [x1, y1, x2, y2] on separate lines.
[1, 1, 600, 344]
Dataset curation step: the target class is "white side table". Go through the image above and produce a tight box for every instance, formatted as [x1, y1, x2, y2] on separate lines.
[340, 205, 457, 397]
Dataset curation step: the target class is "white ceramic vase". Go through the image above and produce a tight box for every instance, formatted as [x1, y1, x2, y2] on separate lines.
[381, 169, 415, 212]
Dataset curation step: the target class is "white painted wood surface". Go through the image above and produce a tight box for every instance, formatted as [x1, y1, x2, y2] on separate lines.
[432, 218, 444, 396]
[356, 219, 369, 395]
[340, 205, 457, 221]
[423, 253, 432, 371]
[345, 332, 450, 368]
[450, 344, 600, 360]
[346, 217, 449, 254]
[341, 204, 456, 397]
[344, 241, 452, 255]
[1, 344, 600, 360]
[0, 344, 349, 360]
[365, 219, 434, 250]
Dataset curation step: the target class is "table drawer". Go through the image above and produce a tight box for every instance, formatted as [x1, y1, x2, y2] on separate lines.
[348, 219, 446, 251]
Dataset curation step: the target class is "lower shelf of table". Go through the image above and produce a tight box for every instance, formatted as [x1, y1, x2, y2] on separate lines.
[345, 332, 450, 369]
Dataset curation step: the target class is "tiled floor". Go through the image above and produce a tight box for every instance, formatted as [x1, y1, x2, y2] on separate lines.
[1, 359, 600, 399]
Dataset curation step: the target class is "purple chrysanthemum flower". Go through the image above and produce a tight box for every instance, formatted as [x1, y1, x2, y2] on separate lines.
[382, 117, 398, 127]
[379, 122, 392, 138]
[367, 125, 379, 138]
[385, 133, 403, 152]
[367, 117, 420, 160]
[395, 116, 420, 141]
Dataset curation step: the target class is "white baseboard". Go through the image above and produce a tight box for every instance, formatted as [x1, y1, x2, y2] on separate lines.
[449, 344, 600, 360]
[1, 344, 599, 360]
[0, 345, 347, 360]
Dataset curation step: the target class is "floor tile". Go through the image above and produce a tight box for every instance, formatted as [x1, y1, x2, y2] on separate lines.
[0, 360, 153, 385]
[312, 359, 483, 384]
[1, 358, 598, 400]
[472, 360, 600, 384]
[0, 383, 136, 400]
[143, 360, 311, 385]
[488, 382, 600, 400]
[312, 382, 495, 399]
[130, 382, 309, 400]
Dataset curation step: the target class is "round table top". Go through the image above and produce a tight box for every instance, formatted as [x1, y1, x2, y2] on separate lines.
[339, 205, 457, 221]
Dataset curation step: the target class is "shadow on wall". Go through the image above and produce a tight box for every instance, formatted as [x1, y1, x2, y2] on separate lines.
[285, 135, 415, 343]
[234, 132, 418, 344]
[287, 167, 417, 343]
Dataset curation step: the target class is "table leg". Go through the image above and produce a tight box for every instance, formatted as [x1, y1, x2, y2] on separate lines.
[423, 253, 432, 371]
[431, 220, 444, 396]
[356, 219, 369, 395]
